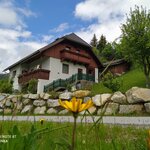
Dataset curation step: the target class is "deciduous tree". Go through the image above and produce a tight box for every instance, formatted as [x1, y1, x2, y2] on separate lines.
[120, 6, 150, 87]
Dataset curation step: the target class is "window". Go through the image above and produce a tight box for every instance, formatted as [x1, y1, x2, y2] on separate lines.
[62, 64, 69, 74]
[76, 49, 80, 53]
[12, 70, 16, 78]
[65, 46, 71, 50]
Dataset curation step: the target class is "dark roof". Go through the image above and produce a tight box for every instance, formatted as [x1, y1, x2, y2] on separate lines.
[103, 59, 127, 67]
[4, 33, 102, 71]
[64, 33, 91, 48]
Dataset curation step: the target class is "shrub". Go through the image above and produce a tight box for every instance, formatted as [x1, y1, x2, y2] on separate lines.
[66, 84, 72, 91]
[13, 89, 21, 94]
[21, 83, 28, 94]
[82, 82, 92, 90]
[0, 79, 13, 93]
[28, 79, 38, 94]
[21, 79, 38, 94]
[102, 72, 122, 92]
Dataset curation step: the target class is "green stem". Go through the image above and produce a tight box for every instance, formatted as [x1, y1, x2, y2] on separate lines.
[72, 113, 77, 150]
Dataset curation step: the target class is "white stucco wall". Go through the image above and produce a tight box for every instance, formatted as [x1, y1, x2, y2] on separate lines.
[42, 57, 50, 70]
[37, 57, 87, 93]
[9, 65, 22, 91]
[37, 79, 49, 93]
[49, 57, 86, 82]
[37, 58, 51, 93]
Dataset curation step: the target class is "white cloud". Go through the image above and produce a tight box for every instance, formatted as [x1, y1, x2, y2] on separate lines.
[51, 23, 69, 32]
[0, 0, 47, 72]
[17, 8, 37, 17]
[76, 20, 121, 42]
[0, 29, 31, 40]
[0, 28, 47, 72]
[42, 35, 54, 42]
[0, 2, 19, 26]
[75, 0, 150, 43]
[0, 0, 36, 28]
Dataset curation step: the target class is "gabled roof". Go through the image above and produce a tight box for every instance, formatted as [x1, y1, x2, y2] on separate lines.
[4, 33, 102, 71]
[64, 33, 91, 48]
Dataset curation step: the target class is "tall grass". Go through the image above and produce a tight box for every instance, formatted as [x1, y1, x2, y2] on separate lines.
[0, 121, 147, 150]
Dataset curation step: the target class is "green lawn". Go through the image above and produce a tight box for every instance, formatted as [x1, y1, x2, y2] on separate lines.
[0, 121, 147, 150]
[91, 68, 146, 95]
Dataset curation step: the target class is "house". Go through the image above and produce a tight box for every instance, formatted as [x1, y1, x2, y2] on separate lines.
[4, 33, 103, 93]
[103, 59, 130, 75]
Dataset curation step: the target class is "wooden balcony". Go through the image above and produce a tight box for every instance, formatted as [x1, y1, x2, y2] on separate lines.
[60, 49, 90, 65]
[18, 69, 50, 84]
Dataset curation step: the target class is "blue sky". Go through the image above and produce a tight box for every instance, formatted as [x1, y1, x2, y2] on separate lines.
[0, 0, 150, 72]
[16, 0, 85, 38]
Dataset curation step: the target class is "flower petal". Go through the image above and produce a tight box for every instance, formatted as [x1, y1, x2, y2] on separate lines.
[78, 103, 87, 112]
[71, 97, 77, 112]
[59, 99, 71, 111]
[84, 100, 93, 110]
[78, 99, 93, 112]
[76, 99, 82, 112]
[65, 101, 74, 111]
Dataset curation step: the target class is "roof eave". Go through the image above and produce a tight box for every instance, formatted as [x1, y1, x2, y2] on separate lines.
[3, 50, 41, 71]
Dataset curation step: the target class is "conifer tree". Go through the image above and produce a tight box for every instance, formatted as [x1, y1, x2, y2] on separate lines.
[90, 34, 98, 47]
[97, 34, 107, 53]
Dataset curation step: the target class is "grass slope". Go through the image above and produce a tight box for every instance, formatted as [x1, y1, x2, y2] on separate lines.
[91, 69, 146, 95]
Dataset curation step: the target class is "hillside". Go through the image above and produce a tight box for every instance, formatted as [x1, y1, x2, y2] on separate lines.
[0, 73, 9, 80]
[91, 69, 146, 95]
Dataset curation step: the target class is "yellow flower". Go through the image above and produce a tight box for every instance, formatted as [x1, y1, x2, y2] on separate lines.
[59, 97, 93, 113]
[59, 97, 93, 150]
[39, 118, 45, 125]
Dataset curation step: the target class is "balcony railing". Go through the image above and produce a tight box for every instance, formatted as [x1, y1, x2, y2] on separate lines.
[18, 69, 50, 84]
[60, 49, 90, 65]
[44, 73, 95, 92]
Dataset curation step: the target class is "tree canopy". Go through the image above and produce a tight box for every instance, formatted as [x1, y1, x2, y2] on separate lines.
[120, 6, 150, 87]
[97, 35, 107, 54]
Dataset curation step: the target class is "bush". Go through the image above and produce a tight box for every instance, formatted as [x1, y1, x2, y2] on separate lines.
[21, 83, 28, 94]
[21, 79, 38, 94]
[28, 79, 38, 94]
[0, 79, 13, 93]
[102, 72, 122, 92]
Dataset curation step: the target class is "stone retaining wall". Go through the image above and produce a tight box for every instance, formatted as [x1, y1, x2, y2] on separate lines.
[0, 87, 150, 115]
